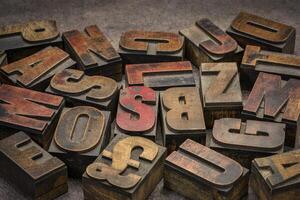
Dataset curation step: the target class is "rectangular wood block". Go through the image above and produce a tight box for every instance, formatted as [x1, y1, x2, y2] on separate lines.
[227, 12, 296, 53]
[250, 149, 300, 200]
[160, 87, 206, 153]
[46, 68, 119, 117]
[0, 46, 75, 91]
[242, 72, 300, 147]
[200, 62, 242, 128]
[180, 18, 243, 67]
[0, 132, 68, 199]
[206, 118, 285, 168]
[82, 134, 166, 200]
[48, 106, 110, 178]
[125, 61, 195, 90]
[164, 139, 249, 200]
[118, 30, 184, 64]
[0, 20, 63, 62]
[114, 86, 159, 142]
[0, 84, 64, 148]
[63, 25, 122, 81]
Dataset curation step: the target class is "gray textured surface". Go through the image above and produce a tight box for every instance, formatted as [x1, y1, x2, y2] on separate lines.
[0, 0, 299, 199]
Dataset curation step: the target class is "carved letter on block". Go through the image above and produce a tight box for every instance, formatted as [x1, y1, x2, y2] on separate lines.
[180, 18, 242, 67]
[82, 134, 166, 200]
[250, 149, 300, 200]
[48, 106, 110, 177]
[241, 45, 300, 89]
[115, 86, 158, 141]
[0, 84, 64, 147]
[0, 50, 7, 67]
[243, 72, 300, 147]
[63, 25, 122, 81]
[46, 69, 118, 114]
[160, 87, 206, 153]
[207, 118, 285, 168]
[0, 20, 63, 62]
[200, 62, 242, 128]
[118, 30, 184, 64]
[164, 139, 249, 200]
[0, 47, 75, 91]
[0, 132, 67, 199]
[125, 61, 195, 90]
[227, 12, 296, 53]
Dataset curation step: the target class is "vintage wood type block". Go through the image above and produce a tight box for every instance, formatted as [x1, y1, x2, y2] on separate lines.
[241, 45, 300, 89]
[48, 106, 110, 177]
[179, 18, 243, 67]
[160, 87, 206, 153]
[125, 61, 195, 90]
[46, 69, 119, 115]
[63, 25, 122, 81]
[0, 132, 68, 199]
[227, 12, 296, 53]
[200, 62, 242, 128]
[243, 72, 300, 147]
[164, 139, 249, 200]
[0, 46, 75, 91]
[82, 134, 166, 200]
[118, 30, 184, 64]
[206, 118, 285, 168]
[114, 86, 158, 141]
[250, 149, 300, 200]
[0, 50, 7, 67]
[0, 84, 64, 147]
[0, 20, 63, 62]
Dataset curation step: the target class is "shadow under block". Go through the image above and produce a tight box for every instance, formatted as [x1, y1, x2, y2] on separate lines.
[63, 25, 122, 81]
[200, 62, 242, 129]
[179, 18, 243, 67]
[125, 61, 195, 90]
[118, 30, 184, 64]
[0, 84, 64, 148]
[160, 87, 206, 153]
[0, 20, 63, 62]
[250, 149, 300, 200]
[227, 12, 296, 53]
[241, 45, 300, 90]
[114, 86, 159, 142]
[242, 72, 300, 147]
[164, 139, 249, 200]
[82, 134, 166, 200]
[46, 68, 119, 115]
[48, 106, 110, 178]
[0, 46, 75, 91]
[206, 118, 285, 168]
[0, 132, 68, 199]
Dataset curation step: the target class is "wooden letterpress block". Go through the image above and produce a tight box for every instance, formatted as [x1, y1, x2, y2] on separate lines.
[241, 45, 300, 89]
[46, 69, 119, 115]
[0, 84, 64, 147]
[250, 149, 300, 200]
[179, 18, 243, 67]
[200, 62, 242, 128]
[82, 134, 166, 200]
[243, 72, 300, 147]
[48, 106, 110, 177]
[0, 132, 68, 199]
[164, 139, 249, 200]
[0, 20, 63, 62]
[0, 46, 75, 91]
[160, 87, 206, 153]
[206, 118, 285, 168]
[0, 50, 7, 67]
[63, 25, 122, 81]
[227, 12, 296, 53]
[114, 86, 158, 141]
[118, 30, 184, 64]
[125, 61, 195, 90]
